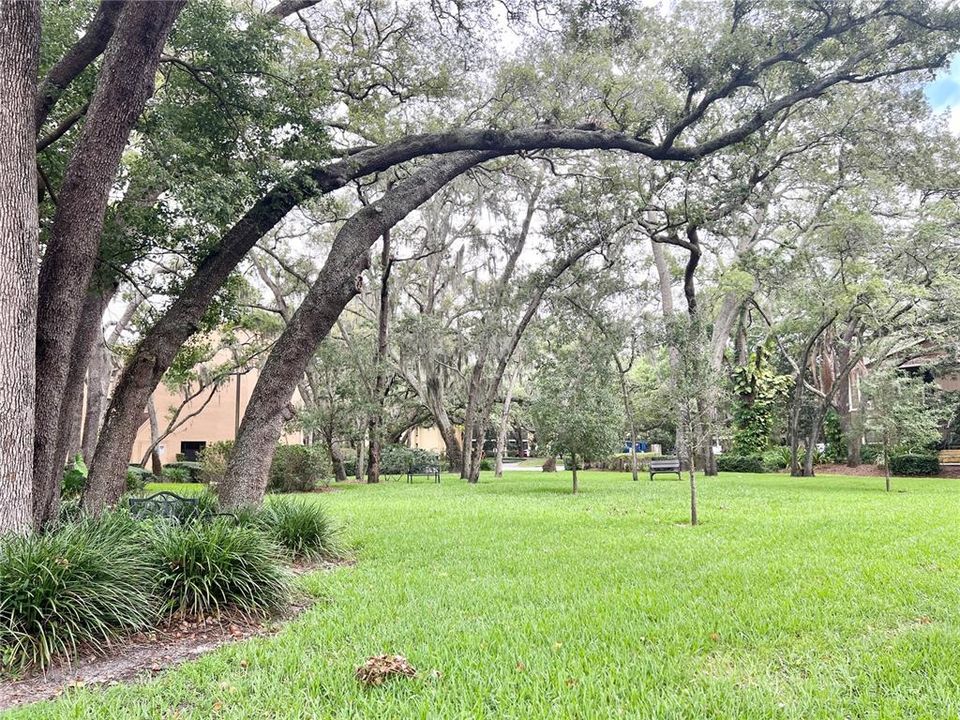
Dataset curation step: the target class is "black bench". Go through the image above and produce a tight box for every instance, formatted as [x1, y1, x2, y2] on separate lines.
[649, 457, 681, 481]
[128, 491, 235, 523]
[407, 466, 440, 484]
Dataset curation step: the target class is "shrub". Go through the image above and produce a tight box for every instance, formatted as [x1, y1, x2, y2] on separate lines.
[542, 457, 557, 472]
[343, 457, 358, 478]
[126, 465, 152, 491]
[199, 441, 233, 486]
[145, 521, 290, 617]
[887, 453, 940, 477]
[163, 461, 202, 483]
[161, 466, 190, 483]
[761, 447, 791, 472]
[478, 458, 493, 471]
[269, 445, 331, 493]
[717, 454, 766, 473]
[860, 444, 882, 464]
[0, 516, 155, 672]
[379, 444, 438, 475]
[256, 497, 342, 561]
[61, 454, 88, 497]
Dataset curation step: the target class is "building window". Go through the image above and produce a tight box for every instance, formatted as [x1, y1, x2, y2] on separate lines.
[180, 440, 206, 461]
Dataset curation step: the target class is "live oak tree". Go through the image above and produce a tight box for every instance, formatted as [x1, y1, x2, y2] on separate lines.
[3, 0, 960, 528]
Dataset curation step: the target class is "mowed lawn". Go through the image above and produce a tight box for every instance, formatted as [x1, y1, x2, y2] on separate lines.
[9, 471, 960, 719]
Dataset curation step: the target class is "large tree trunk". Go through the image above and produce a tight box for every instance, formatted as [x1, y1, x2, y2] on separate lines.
[324, 426, 348, 483]
[35, 0, 184, 526]
[218, 152, 492, 509]
[367, 230, 392, 484]
[0, 0, 40, 535]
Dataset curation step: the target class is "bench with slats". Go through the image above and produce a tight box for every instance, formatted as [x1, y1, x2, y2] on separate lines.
[648, 457, 681, 481]
[406, 466, 440, 484]
[128, 491, 235, 523]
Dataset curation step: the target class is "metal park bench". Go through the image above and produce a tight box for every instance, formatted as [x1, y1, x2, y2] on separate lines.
[128, 491, 235, 524]
[648, 457, 682, 481]
[406, 465, 440, 484]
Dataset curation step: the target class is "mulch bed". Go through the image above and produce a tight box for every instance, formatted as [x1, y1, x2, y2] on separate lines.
[815, 463, 960, 478]
[0, 559, 352, 711]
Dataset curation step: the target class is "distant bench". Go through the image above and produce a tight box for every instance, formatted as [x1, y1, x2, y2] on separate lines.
[407, 466, 440, 484]
[649, 457, 681, 481]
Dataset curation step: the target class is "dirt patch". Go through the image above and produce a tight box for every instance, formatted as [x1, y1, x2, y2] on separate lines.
[815, 464, 960, 479]
[0, 606, 308, 712]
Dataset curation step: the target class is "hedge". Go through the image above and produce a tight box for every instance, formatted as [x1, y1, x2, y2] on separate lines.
[887, 453, 939, 477]
[717, 454, 766, 473]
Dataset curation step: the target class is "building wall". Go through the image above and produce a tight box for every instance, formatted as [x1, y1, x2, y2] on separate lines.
[130, 369, 302, 466]
[406, 425, 455, 455]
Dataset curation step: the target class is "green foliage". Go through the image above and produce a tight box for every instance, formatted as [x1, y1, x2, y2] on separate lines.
[163, 461, 203, 483]
[125, 465, 153, 491]
[0, 515, 155, 672]
[717, 454, 766, 473]
[61, 454, 88, 498]
[887, 453, 940, 477]
[761, 447, 792, 472]
[268, 445, 331, 493]
[199, 440, 234, 486]
[145, 521, 290, 617]
[478, 458, 493, 472]
[730, 344, 792, 455]
[531, 343, 624, 466]
[379, 445, 439, 475]
[256, 497, 342, 561]
[161, 466, 191, 483]
[860, 444, 882, 464]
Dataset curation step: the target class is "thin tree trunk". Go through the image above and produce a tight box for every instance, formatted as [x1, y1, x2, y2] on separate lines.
[494, 367, 518, 478]
[883, 434, 891, 492]
[218, 152, 492, 508]
[0, 0, 40, 535]
[36, 0, 185, 525]
[324, 426, 347, 482]
[144, 398, 163, 475]
[572, 453, 578, 495]
[688, 451, 698, 526]
[81, 337, 112, 462]
[367, 229, 392, 484]
[354, 435, 366, 482]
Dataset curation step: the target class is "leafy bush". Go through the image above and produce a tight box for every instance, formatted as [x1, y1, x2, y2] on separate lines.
[269, 445, 331, 493]
[887, 453, 940, 477]
[761, 447, 791, 471]
[478, 458, 493, 471]
[0, 516, 155, 672]
[542, 457, 557, 472]
[256, 497, 342, 560]
[343, 456, 357, 478]
[199, 441, 233, 486]
[61, 454, 88, 497]
[145, 520, 290, 617]
[860, 444, 882, 464]
[163, 461, 202, 483]
[161, 466, 191, 483]
[126, 465, 152, 491]
[717, 454, 766, 473]
[379, 444, 438, 475]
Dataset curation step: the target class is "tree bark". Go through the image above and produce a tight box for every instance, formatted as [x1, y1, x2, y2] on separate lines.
[366, 229, 392, 484]
[146, 398, 163, 475]
[0, 0, 40, 535]
[35, 0, 184, 526]
[217, 151, 493, 508]
[81, 335, 112, 462]
[572, 453, 578, 495]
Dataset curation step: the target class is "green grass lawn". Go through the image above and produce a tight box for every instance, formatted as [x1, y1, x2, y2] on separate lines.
[10, 471, 960, 719]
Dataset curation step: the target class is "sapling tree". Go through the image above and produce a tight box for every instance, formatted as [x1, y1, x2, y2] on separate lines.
[531, 341, 624, 495]
[861, 365, 945, 492]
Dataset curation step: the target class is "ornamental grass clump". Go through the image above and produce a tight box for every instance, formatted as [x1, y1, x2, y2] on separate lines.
[0, 515, 155, 673]
[257, 497, 343, 561]
[146, 520, 290, 617]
